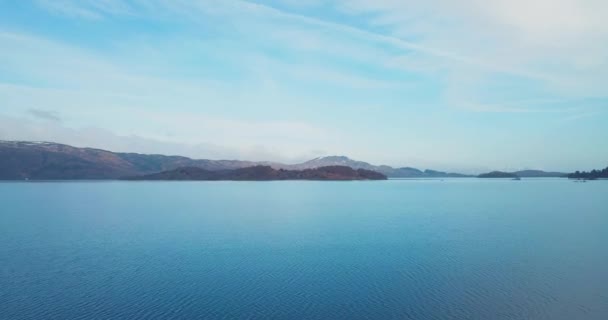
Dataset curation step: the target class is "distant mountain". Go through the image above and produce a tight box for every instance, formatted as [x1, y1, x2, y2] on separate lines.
[513, 170, 566, 178]
[289, 156, 379, 170]
[391, 167, 424, 177]
[285, 156, 472, 178]
[0, 140, 475, 180]
[0, 141, 256, 180]
[125, 165, 387, 181]
[567, 167, 608, 180]
[422, 169, 472, 178]
[476, 170, 567, 179]
[478, 171, 519, 178]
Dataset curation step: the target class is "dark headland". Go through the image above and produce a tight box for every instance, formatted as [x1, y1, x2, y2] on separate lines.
[567, 167, 608, 180]
[124, 165, 387, 181]
[477, 171, 519, 178]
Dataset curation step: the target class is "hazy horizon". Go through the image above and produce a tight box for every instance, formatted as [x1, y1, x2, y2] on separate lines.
[1, 1, 607, 173]
[0, 139, 588, 175]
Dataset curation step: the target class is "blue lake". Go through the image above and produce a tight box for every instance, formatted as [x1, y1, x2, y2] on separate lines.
[1, 179, 607, 319]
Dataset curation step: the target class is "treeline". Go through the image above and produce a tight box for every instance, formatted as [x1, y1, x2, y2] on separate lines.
[568, 167, 608, 179]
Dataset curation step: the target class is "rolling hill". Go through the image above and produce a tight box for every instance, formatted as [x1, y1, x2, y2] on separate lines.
[2, 140, 563, 180]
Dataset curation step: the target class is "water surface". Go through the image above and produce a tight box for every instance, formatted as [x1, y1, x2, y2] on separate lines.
[1, 179, 607, 319]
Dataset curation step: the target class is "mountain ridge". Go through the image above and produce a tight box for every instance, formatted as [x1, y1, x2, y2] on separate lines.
[283, 155, 472, 178]
[124, 165, 387, 181]
[0, 140, 567, 180]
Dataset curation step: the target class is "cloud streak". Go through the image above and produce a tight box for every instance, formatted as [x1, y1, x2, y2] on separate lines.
[27, 0, 604, 106]
[0, 0, 605, 171]
[0, 114, 332, 163]
[27, 108, 62, 122]
[31, 0, 562, 82]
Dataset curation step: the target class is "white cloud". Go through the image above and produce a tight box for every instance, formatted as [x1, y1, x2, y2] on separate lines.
[0, 28, 343, 161]
[0, 114, 333, 163]
[337, 0, 608, 93]
[35, 0, 103, 19]
[29, 0, 608, 91]
[35, 0, 135, 19]
[459, 102, 577, 114]
[3, 0, 604, 171]
[27, 109, 62, 122]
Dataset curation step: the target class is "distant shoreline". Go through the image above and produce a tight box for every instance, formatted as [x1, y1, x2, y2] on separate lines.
[0, 140, 596, 180]
[0, 177, 608, 183]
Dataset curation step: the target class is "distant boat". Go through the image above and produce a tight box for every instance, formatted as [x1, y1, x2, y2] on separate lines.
[512, 177, 521, 181]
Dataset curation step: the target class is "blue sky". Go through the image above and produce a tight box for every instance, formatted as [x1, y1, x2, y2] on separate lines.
[0, 0, 607, 172]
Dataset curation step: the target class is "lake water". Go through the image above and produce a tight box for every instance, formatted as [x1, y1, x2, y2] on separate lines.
[1, 179, 607, 319]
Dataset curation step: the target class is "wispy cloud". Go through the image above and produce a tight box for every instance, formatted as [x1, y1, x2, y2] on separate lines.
[0, 113, 334, 163]
[32, 0, 561, 82]
[560, 109, 605, 122]
[335, 0, 608, 92]
[35, 0, 103, 19]
[27, 108, 62, 122]
[1, 0, 606, 170]
[240, 0, 562, 82]
[35, 0, 135, 19]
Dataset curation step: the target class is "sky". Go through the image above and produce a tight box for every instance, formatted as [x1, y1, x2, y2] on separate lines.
[0, 0, 607, 173]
